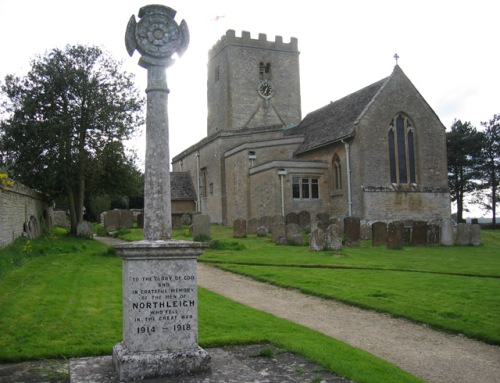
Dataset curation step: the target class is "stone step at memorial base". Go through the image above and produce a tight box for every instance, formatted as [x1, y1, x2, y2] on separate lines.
[70, 344, 351, 383]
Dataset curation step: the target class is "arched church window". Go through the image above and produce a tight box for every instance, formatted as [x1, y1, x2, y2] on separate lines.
[332, 154, 342, 191]
[388, 113, 416, 184]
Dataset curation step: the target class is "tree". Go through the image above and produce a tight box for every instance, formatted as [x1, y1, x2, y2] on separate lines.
[446, 120, 484, 222]
[0, 45, 144, 234]
[473, 114, 500, 227]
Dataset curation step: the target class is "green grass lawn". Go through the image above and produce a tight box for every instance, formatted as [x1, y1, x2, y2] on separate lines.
[0, 229, 424, 383]
[112, 225, 500, 343]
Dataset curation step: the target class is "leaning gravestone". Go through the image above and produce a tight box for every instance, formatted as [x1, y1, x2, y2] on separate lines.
[286, 223, 303, 245]
[387, 221, 405, 250]
[309, 227, 326, 251]
[111, 5, 210, 381]
[233, 218, 247, 238]
[372, 222, 387, 246]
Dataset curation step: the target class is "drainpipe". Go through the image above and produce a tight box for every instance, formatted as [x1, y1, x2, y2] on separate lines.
[341, 139, 353, 217]
[278, 168, 287, 216]
[195, 152, 200, 212]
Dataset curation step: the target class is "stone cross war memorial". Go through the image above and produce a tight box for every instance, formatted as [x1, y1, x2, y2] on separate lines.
[111, 4, 210, 381]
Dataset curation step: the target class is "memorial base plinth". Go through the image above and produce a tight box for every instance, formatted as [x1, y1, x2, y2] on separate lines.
[112, 342, 211, 381]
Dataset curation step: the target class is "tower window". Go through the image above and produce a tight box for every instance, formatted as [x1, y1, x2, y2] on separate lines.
[259, 62, 271, 79]
[388, 113, 416, 184]
[215, 66, 220, 82]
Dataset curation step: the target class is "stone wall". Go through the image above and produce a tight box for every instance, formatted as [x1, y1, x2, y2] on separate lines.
[0, 181, 53, 247]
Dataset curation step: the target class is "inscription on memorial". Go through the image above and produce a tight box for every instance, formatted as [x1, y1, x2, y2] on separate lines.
[123, 259, 199, 352]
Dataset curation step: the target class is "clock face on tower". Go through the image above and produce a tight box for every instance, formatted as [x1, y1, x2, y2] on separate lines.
[258, 80, 274, 99]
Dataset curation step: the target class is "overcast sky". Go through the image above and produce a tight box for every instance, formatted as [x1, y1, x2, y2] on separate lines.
[0, 0, 498, 217]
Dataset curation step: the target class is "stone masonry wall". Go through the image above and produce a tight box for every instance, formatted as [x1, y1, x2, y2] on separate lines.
[0, 181, 53, 247]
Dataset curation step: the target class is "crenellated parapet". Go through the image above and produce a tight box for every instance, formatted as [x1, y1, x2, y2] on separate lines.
[209, 29, 298, 59]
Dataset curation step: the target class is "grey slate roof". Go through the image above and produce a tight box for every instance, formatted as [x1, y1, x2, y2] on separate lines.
[286, 75, 390, 154]
[170, 172, 196, 200]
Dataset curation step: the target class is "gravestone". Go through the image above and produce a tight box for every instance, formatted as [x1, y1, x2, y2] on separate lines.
[325, 224, 342, 250]
[298, 211, 311, 232]
[192, 214, 210, 240]
[120, 210, 135, 229]
[259, 216, 273, 231]
[272, 215, 285, 226]
[427, 224, 440, 246]
[247, 218, 259, 234]
[360, 221, 372, 240]
[272, 222, 287, 245]
[471, 218, 479, 224]
[233, 218, 247, 238]
[372, 222, 387, 246]
[470, 224, 481, 246]
[411, 221, 428, 246]
[256, 226, 268, 237]
[440, 218, 454, 246]
[285, 212, 299, 226]
[309, 227, 326, 251]
[76, 221, 93, 239]
[286, 223, 303, 245]
[104, 210, 121, 232]
[387, 221, 405, 250]
[137, 213, 144, 229]
[112, 5, 210, 381]
[456, 223, 470, 246]
[344, 216, 360, 246]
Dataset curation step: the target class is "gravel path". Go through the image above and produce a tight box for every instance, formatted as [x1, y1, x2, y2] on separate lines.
[197, 263, 500, 383]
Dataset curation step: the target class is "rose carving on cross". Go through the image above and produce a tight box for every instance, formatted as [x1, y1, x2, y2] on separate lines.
[125, 4, 189, 68]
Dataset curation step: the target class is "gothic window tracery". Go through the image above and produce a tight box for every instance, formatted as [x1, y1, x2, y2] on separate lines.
[332, 154, 342, 191]
[388, 113, 416, 184]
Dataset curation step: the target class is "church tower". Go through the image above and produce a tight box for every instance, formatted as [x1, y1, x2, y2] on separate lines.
[207, 30, 301, 136]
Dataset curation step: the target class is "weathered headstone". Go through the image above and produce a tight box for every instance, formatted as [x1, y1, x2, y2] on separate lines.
[137, 213, 144, 229]
[120, 210, 135, 229]
[76, 221, 93, 239]
[272, 215, 285, 226]
[256, 226, 268, 237]
[104, 210, 121, 232]
[440, 218, 454, 246]
[259, 216, 273, 231]
[360, 221, 372, 240]
[247, 218, 259, 234]
[387, 221, 405, 250]
[325, 224, 342, 250]
[233, 218, 247, 238]
[272, 222, 287, 245]
[427, 224, 440, 246]
[344, 216, 360, 246]
[470, 224, 481, 246]
[285, 212, 299, 225]
[286, 223, 302, 245]
[309, 227, 326, 251]
[298, 211, 311, 232]
[192, 214, 210, 240]
[411, 221, 428, 246]
[456, 223, 470, 246]
[372, 222, 387, 246]
[112, 5, 210, 381]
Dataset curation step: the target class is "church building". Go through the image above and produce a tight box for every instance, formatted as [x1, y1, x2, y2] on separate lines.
[171, 30, 451, 226]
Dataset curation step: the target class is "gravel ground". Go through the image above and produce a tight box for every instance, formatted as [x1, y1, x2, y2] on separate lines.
[197, 263, 500, 383]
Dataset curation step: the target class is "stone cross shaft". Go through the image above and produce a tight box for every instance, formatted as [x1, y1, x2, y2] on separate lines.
[125, 4, 189, 240]
[144, 67, 171, 240]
